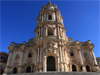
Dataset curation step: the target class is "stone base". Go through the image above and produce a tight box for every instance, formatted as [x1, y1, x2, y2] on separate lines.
[3, 72, 100, 75]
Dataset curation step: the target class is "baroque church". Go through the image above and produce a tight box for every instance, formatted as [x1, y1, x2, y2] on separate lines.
[1, 1, 100, 74]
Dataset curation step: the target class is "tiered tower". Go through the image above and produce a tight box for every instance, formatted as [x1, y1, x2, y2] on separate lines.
[32, 1, 68, 72]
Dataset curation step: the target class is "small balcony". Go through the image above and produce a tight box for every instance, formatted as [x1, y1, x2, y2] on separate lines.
[44, 36, 57, 40]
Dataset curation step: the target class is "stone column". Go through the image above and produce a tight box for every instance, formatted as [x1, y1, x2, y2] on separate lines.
[59, 45, 64, 72]
[46, 14, 48, 20]
[59, 27, 61, 38]
[43, 56, 46, 72]
[62, 47, 65, 71]
[65, 49, 69, 72]
[64, 52, 67, 72]
[57, 57, 60, 71]
[4, 46, 14, 74]
[70, 64, 72, 72]
[41, 27, 42, 38]
[61, 28, 62, 37]
[40, 47, 42, 63]
[4, 51, 13, 73]
[39, 28, 40, 38]
[77, 65, 80, 72]
[44, 26, 46, 37]
[57, 26, 59, 37]
[19, 47, 25, 73]
[38, 47, 40, 63]
[39, 47, 42, 72]
[54, 28, 56, 36]
[57, 50, 60, 72]
[91, 49, 100, 71]
[20, 46, 25, 66]
[6, 51, 13, 66]
[46, 26, 48, 36]
[78, 49, 86, 72]
[42, 27, 43, 37]
[42, 14, 43, 22]
[40, 27, 41, 38]
[64, 31, 66, 40]
[62, 31, 63, 39]
[63, 49, 66, 71]
[79, 50, 83, 65]
[59, 45, 62, 62]
[66, 64, 70, 72]
[43, 26, 44, 38]
[61, 46, 64, 72]
[91, 49, 98, 65]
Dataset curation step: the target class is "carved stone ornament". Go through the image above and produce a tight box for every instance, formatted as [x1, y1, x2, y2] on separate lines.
[13, 62, 19, 66]
[27, 58, 33, 63]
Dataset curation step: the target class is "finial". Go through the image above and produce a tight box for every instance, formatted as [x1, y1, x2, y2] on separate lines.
[49, 0, 51, 3]
[48, 0, 51, 5]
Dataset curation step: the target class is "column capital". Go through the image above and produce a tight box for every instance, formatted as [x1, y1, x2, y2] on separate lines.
[93, 64, 98, 66]
[21, 45, 25, 50]
[91, 49, 94, 52]
[8, 46, 14, 51]
[9, 50, 13, 53]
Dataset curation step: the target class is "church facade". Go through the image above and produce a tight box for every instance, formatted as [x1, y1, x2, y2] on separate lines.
[4, 1, 100, 74]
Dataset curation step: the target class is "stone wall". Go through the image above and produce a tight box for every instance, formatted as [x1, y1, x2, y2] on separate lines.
[96, 57, 100, 68]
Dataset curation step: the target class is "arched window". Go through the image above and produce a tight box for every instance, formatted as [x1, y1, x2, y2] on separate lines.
[72, 65, 77, 71]
[13, 67, 17, 74]
[86, 65, 90, 72]
[48, 14, 52, 20]
[28, 53, 32, 57]
[26, 66, 31, 73]
[0, 56, 5, 61]
[15, 54, 20, 59]
[48, 28, 54, 36]
[70, 52, 74, 56]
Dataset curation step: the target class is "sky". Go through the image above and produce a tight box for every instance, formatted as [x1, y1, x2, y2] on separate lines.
[1, 0, 100, 57]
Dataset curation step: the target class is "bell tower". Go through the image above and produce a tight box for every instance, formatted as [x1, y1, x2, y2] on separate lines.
[35, 0, 68, 41]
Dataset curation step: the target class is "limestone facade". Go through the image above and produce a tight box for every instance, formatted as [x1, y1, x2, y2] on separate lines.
[3, 1, 100, 74]
[0, 52, 8, 74]
[96, 57, 100, 69]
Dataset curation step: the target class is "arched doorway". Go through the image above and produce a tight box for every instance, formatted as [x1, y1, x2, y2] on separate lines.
[72, 65, 77, 72]
[26, 66, 31, 73]
[13, 67, 17, 74]
[86, 65, 90, 72]
[47, 56, 55, 71]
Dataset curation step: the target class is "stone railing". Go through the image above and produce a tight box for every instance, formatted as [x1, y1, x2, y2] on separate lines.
[44, 36, 57, 40]
[37, 36, 57, 41]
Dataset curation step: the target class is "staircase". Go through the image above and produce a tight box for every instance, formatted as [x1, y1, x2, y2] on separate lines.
[3, 72, 100, 75]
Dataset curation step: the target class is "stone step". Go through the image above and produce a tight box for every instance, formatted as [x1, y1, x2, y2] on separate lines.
[3, 72, 100, 75]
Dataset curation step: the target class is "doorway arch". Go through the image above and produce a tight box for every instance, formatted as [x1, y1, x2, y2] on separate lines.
[13, 67, 17, 74]
[72, 65, 77, 72]
[86, 65, 90, 72]
[26, 66, 31, 73]
[47, 56, 55, 71]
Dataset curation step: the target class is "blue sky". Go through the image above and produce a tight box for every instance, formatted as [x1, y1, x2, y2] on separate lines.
[1, 0, 100, 57]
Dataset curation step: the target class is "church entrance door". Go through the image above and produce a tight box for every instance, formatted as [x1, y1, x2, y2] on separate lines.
[47, 56, 55, 71]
